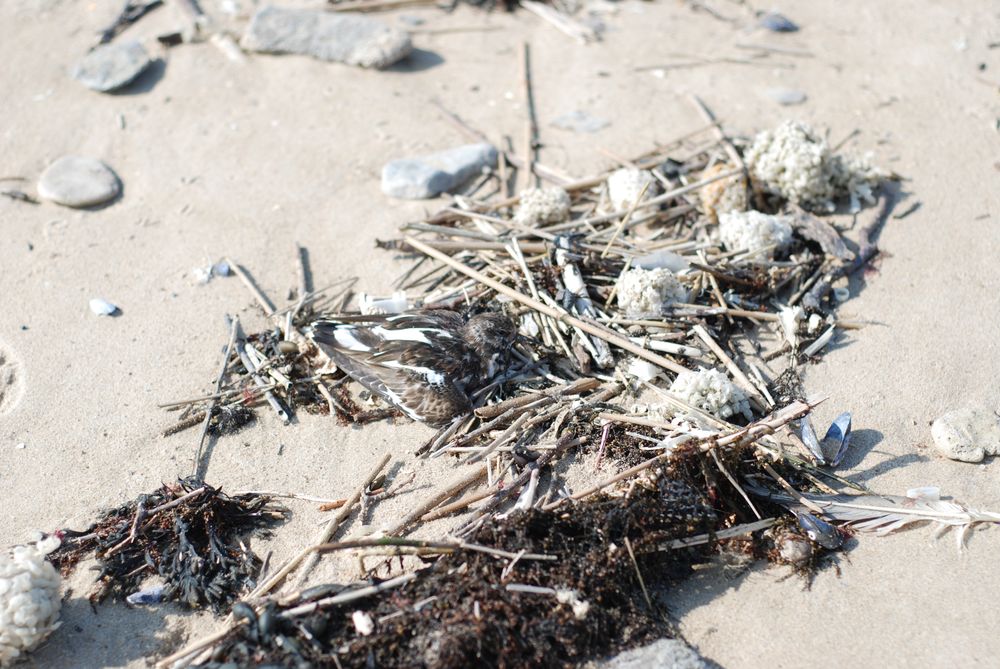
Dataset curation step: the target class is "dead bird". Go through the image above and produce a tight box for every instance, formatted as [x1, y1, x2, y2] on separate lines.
[309, 309, 517, 427]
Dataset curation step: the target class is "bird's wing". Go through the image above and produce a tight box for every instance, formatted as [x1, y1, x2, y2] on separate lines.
[310, 316, 474, 426]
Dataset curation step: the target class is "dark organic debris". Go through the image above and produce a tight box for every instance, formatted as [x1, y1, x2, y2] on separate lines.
[50, 480, 288, 612]
[199, 476, 728, 668]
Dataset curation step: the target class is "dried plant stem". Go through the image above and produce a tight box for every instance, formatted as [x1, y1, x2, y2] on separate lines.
[386, 464, 488, 535]
[654, 518, 776, 550]
[520, 42, 538, 191]
[476, 378, 599, 419]
[192, 317, 239, 478]
[548, 401, 814, 508]
[404, 236, 690, 375]
[225, 257, 276, 314]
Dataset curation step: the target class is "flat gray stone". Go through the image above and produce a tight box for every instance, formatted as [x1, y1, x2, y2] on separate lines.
[381, 143, 497, 199]
[931, 406, 1000, 463]
[242, 5, 412, 69]
[592, 639, 708, 669]
[37, 156, 121, 208]
[71, 41, 151, 92]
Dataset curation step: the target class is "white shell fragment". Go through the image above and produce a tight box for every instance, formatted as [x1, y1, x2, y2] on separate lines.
[555, 589, 590, 620]
[718, 210, 793, 256]
[606, 168, 660, 211]
[126, 584, 165, 606]
[931, 406, 1000, 463]
[616, 267, 687, 319]
[351, 610, 375, 636]
[514, 187, 571, 226]
[745, 120, 883, 213]
[88, 298, 120, 316]
[359, 291, 410, 315]
[0, 536, 62, 667]
[669, 368, 751, 420]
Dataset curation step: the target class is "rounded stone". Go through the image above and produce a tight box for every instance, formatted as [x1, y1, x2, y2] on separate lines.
[931, 406, 1000, 463]
[37, 156, 121, 208]
[71, 40, 151, 92]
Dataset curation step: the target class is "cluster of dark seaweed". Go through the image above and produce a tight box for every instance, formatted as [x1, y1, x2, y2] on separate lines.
[200, 475, 719, 668]
[51, 479, 289, 612]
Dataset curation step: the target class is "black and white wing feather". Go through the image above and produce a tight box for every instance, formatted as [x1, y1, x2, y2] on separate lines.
[310, 311, 479, 426]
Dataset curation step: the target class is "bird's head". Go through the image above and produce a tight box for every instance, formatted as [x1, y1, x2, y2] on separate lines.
[464, 311, 518, 378]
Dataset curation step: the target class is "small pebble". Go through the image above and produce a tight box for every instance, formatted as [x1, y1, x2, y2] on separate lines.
[550, 110, 610, 134]
[15, 442, 26, 449]
[765, 87, 807, 106]
[71, 40, 152, 92]
[37, 156, 121, 208]
[381, 143, 497, 199]
[242, 5, 412, 69]
[758, 11, 798, 32]
[89, 298, 120, 317]
[931, 406, 1000, 463]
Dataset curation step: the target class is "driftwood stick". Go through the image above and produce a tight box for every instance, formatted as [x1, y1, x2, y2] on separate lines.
[293, 453, 392, 587]
[475, 378, 599, 420]
[226, 257, 277, 314]
[802, 189, 898, 310]
[404, 236, 689, 375]
[385, 464, 488, 535]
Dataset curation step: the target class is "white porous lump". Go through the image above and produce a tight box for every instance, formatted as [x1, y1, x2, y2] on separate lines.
[513, 187, 571, 225]
[745, 120, 884, 213]
[1, 536, 62, 667]
[616, 267, 687, 319]
[606, 168, 660, 211]
[669, 368, 751, 420]
[718, 210, 793, 256]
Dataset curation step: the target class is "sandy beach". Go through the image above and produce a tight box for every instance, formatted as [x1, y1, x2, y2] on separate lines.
[1, 0, 999, 667]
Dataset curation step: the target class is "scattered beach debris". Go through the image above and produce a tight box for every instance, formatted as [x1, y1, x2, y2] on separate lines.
[95, 0, 163, 45]
[241, 5, 413, 69]
[50, 481, 288, 612]
[758, 11, 798, 33]
[746, 120, 884, 213]
[381, 143, 498, 199]
[550, 109, 611, 133]
[88, 298, 120, 317]
[606, 167, 660, 211]
[616, 267, 687, 318]
[718, 210, 793, 255]
[514, 186, 572, 225]
[37, 156, 121, 208]
[669, 368, 751, 420]
[765, 87, 807, 106]
[192, 259, 232, 285]
[931, 406, 1000, 463]
[71, 40, 152, 93]
[0, 535, 62, 668]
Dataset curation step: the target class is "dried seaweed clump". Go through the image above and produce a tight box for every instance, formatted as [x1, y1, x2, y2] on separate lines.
[0, 536, 61, 667]
[745, 120, 883, 213]
[202, 478, 719, 668]
[607, 168, 660, 211]
[50, 480, 288, 613]
[514, 186, 572, 225]
[669, 368, 751, 420]
[699, 162, 748, 221]
[616, 267, 687, 318]
[718, 210, 793, 255]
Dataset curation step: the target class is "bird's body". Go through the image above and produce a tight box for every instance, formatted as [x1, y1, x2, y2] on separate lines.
[309, 310, 516, 427]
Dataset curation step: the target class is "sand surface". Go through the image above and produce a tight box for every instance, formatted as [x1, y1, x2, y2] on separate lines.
[1, 0, 999, 667]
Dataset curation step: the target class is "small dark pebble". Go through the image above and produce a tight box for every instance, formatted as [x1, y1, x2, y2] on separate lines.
[759, 11, 798, 32]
